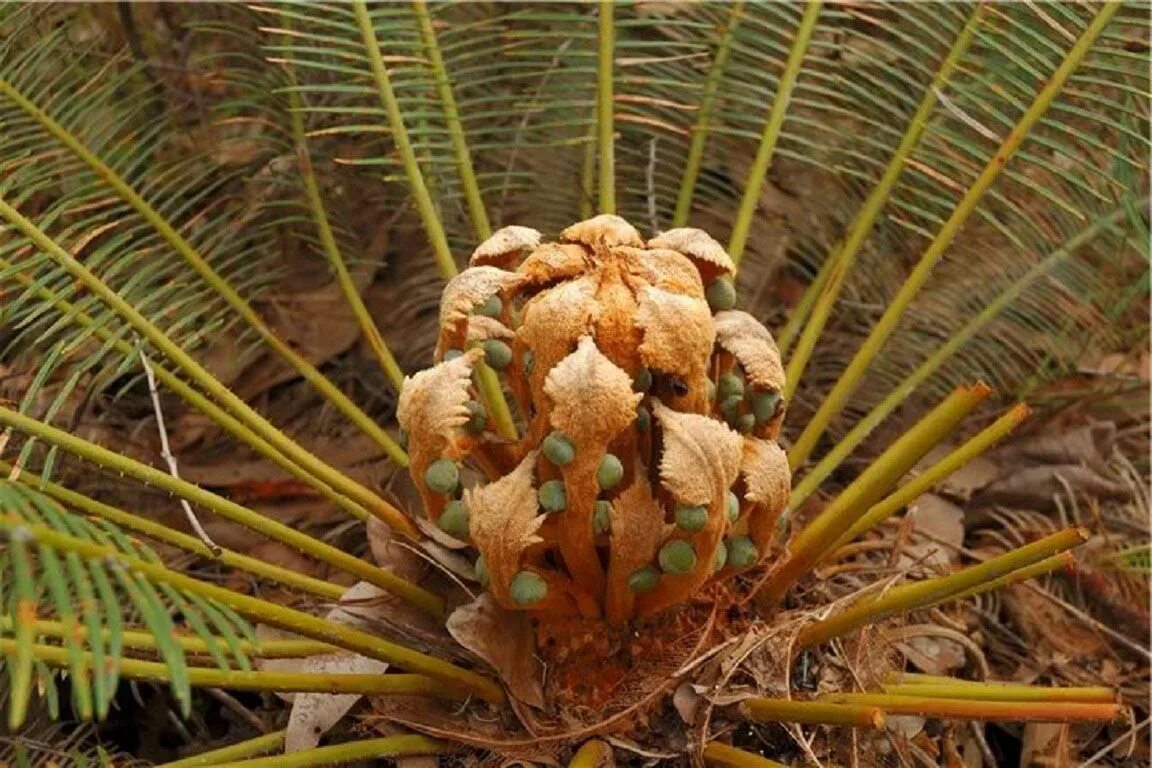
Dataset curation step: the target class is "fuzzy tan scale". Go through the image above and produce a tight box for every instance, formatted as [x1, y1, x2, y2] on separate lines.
[465, 451, 546, 608]
[518, 276, 598, 416]
[605, 479, 666, 625]
[470, 225, 541, 267]
[517, 242, 589, 288]
[465, 315, 515, 343]
[623, 246, 706, 300]
[648, 227, 735, 277]
[652, 401, 742, 506]
[439, 266, 523, 334]
[561, 214, 642, 250]
[713, 310, 785, 392]
[741, 437, 791, 553]
[396, 350, 484, 522]
[636, 287, 715, 395]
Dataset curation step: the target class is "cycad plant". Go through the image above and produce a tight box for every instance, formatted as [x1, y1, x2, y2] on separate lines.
[0, 1, 1147, 765]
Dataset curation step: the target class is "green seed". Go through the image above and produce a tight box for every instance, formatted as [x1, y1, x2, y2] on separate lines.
[636, 405, 651, 432]
[397, 429, 409, 450]
[737, 413, 756, 433]
[509, 571, 548, 606]
[727, 536, 758, 569]
[475, 555, 490, 587]
[706, 276, 737, 312]
[721, 395, 744, 427]
[717, 372, 745, 401]
[522, 349, 536, 375]
[632, 366, 653, 392]
[658, 540, 697, 574]
[726, 491, 740, 523]
[713, 543, 729, 571]
[482, 339, 513, 370]
[542, 432, 575, 466]
[443, 349, 463, 361]
[752, 390, 782, 425]
[538, 479, 567, 513]
[597, 454, 624, 491]
[475, 295, 502, 317]
[438, 500, 470, 538]
[628, 566, 660, 593]
[593, 500, 613, 535]
[424, 458, 459, 494]
[675, 503, 708, 532]
[464, 400, 487, 434]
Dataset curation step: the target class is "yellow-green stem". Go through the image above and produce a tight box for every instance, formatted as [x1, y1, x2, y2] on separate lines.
[761, 384, 991, 606]
[0, 407, 441, 615]
[728, 0, 822, 266]
[672, 0, 746, 227]
[569, 739, 611, 768]
[159, 731, 286, 768]
[352, 0, 456, 279]
[823, 693, 1123, 723]
[7, 618, 335, 660]
[284, 52, 406, 393]
[4, 462, 344, 600]
[786, 200, 1143, 504]
[413, 0, 492, 240]
[786, 2, 1120, 468]
[741, 697, 884, 728]
[0, 75, 407, 465]
[597, 0, 616, 214]
[3, 638, 463, 698]
[832, 403, 1029, 549]
[0, 203, 414, 533]
[950, 552, 1073, 600]
[782, 4, 983, 396]
[702, 743, 788, 768]
[475, 362, 518, 440]
[208, 735, 449, 768]
[796, 528, 1087, 649]
[881, 680, 1117, 704]
[0, 519, 504, 703]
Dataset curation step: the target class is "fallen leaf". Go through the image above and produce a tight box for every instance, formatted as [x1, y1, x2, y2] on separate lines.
[446, 594, 544, 708]
[899, 494, 964, 574]
[285, 651, 390, 752]
[970, 465, 1130, 511]
[672, 682, 701, 725]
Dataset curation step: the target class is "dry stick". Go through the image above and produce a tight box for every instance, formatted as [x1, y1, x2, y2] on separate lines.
[138, 345, 221, 556]
[0, 518, 504, 703]
[740, 697, 885, 729]
[823, 693, 1123, 723]
[757, 383, 991, 607]
[795, 527, 1087, 649]
[702, 742, 788, 768]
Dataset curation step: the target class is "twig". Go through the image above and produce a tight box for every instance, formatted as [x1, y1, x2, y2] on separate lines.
[204, 687, 269, 734]
[647, 137, 661, 234]
[1080, 715, 1148, 766]
[138, 344, 222, 556]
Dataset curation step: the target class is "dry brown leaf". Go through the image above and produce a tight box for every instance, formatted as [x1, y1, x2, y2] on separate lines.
[544, 336, 642, 450]
[465, 451, 545, 605]
[367, 516, 431, 581]
[713, 310, 785, 392]
[900, 494, 964, 573]
[635, 287, 715, 387]
[561, 214, 642, 250]
[970, 465, 1131, 511]
[652, 401, 742, 506]
[648, 228, 735, 276]
[470, 225, 542, 267]
[446, 593, 544, 708]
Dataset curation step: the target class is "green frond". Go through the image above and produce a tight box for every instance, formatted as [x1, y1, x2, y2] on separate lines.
[0, 480, 256, 727]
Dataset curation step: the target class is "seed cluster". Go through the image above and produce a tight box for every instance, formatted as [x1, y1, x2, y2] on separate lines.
[397, 216, 790, 624]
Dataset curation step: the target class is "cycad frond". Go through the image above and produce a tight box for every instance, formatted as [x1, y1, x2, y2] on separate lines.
[0, 480, 256, 728]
